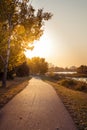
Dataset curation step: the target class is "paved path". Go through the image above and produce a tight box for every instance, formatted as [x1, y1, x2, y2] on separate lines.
[0, 77, 77, 130]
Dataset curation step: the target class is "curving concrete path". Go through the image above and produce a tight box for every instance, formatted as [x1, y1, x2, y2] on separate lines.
[0, 77, 77, 130]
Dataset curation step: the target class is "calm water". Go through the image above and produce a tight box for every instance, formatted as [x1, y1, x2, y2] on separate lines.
[54, 72, 87, 83]
[54, 72, 77, 74]
[73, 78, 87, 83]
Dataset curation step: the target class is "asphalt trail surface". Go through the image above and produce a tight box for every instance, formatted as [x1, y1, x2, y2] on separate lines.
[0, 77, 77, 130]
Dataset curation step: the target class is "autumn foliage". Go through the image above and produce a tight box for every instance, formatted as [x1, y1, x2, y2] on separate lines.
[0, 0, 52, 87]
[27, 57, 48, 75]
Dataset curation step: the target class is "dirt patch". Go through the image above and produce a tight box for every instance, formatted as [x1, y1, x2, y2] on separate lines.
[0, 76, 31, 109]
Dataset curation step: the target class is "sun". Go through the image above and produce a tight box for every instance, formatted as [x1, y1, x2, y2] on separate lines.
[24, 33, 52, 59]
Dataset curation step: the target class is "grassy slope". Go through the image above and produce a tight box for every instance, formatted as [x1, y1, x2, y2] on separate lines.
[0, 76, 31, 109]
[42, 77, 87, 130]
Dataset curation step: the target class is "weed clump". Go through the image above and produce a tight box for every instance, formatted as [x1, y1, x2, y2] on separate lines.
[60, 79, 87, 92]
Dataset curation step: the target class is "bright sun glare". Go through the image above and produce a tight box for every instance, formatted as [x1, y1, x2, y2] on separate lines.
[25, 33, 52, 59]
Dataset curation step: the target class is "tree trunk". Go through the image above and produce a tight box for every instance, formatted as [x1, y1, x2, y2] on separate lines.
[2, 65, 7, 87]
[2, 36, 11, 87]
[2, 15, 12, 88]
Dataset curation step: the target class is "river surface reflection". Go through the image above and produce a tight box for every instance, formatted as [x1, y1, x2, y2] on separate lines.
[54, 72, 87, 83]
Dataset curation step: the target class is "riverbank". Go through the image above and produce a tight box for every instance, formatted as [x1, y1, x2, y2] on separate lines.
[47, 72, 87, 92]
[41, 76, 87, 130]
[0, 76, 31, 109]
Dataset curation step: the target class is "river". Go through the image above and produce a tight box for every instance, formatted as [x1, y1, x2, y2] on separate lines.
[54, 72, 87, 83]
[54, 72, 77, 74]
[72, 78, 87, 83]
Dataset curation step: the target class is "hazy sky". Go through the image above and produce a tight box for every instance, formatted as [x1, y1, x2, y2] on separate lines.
[29, 0, 87, 67]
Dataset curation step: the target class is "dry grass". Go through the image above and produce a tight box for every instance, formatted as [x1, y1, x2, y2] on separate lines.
[59, 79, 87, 92]
[42, 76, 87, 130]
[0, 76, 31, 109]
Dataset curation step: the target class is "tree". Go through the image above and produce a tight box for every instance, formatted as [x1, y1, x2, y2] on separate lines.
[39, 58, 48, 74]
[77, 65, 87, 74]
[0, 0, 52, 87]
[16, 62, 30, 77]
[27, 57, 48, 75]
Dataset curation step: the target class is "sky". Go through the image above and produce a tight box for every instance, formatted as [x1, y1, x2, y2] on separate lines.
[26, 0, 87, 67]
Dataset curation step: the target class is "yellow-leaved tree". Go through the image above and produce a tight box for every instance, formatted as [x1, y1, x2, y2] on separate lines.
[0, 0, 52, 87]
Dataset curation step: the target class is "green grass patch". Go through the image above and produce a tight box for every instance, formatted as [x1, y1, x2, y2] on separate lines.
[41, 76, 87, 130]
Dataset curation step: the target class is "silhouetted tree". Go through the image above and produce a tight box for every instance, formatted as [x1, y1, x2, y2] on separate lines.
[77, 65, 87, 74]
[16, 62, 30, 77]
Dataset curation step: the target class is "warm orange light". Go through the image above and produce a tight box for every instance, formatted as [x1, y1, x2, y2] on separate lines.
[24, 33, 53, 59]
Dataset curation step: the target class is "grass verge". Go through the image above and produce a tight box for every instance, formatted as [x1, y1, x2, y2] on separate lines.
[0, 76, 31, 109]
[41, 76, 87, 130]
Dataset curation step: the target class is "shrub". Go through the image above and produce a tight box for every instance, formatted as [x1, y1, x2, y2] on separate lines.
[48, 72, 61, 80]
[60, 79, 87, 93]
[76, 82, 87, 92]
[48, 71, 55, 77]
[60, 79, 77, 88]
[7, 70, 15, 80]
[16, 62, 30, 77]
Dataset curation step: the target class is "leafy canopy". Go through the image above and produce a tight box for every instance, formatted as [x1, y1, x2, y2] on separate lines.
[27, 57, 48, 74]
[0, 0, 52, 71]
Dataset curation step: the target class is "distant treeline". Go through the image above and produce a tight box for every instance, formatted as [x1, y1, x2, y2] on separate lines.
[0, 57, 48, 80]
[0, 56, 87, 80]
[48, 66, 77, 72]
[48, 65, 87, 74]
